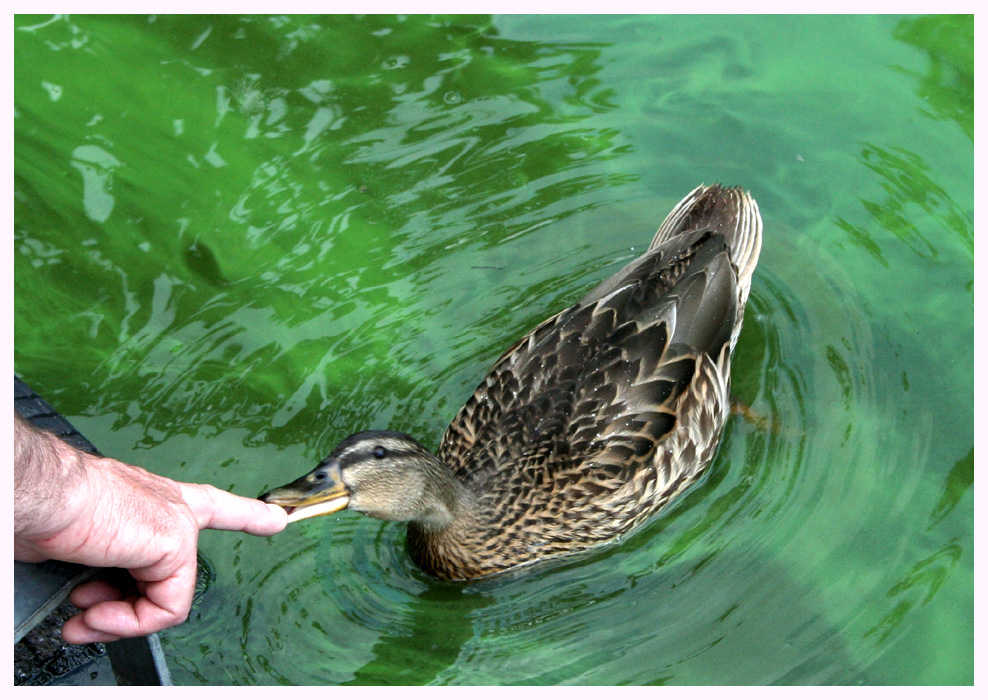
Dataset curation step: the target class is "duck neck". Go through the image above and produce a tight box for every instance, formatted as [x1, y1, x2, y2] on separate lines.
[412, 454, 477, 534]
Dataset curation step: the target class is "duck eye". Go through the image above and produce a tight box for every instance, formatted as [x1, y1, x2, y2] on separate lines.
[372, 445, 388, 459]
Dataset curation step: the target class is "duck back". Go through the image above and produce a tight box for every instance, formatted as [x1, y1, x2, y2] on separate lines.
[415, 185, 763, 579]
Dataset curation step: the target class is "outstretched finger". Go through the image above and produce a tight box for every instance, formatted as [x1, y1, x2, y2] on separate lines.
[179, 482, 287, 535]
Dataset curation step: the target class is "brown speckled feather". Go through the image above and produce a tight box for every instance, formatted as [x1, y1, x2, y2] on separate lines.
[409, 184, 763, 579]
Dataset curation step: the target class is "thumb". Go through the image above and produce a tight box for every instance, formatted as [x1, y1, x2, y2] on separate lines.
[178, 482, 288, 536]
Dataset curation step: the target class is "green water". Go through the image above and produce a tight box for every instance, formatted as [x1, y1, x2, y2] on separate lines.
[14, 14, 972, 685]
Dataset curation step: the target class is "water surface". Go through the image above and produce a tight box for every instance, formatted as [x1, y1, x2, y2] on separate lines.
[14, 14, 973, 685]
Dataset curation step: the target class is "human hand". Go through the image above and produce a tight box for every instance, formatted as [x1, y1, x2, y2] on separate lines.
[14, 417, 287, 643]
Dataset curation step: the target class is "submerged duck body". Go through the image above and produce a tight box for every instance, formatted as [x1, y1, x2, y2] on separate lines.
[262, 184, 763, 580]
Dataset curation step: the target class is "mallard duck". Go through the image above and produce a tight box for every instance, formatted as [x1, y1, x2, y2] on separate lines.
[261, 184, 763, 581]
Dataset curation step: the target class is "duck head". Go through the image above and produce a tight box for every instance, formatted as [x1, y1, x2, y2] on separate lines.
[259, 430, 468, 531]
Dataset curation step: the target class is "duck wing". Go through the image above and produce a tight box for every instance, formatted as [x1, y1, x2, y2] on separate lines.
[438, 185, 761, 536]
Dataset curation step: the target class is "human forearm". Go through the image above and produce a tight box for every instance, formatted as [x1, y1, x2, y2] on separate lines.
[14, 414, 90, 558]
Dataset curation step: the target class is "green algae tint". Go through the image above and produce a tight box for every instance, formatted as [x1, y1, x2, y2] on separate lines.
[14, 15, 972, 685]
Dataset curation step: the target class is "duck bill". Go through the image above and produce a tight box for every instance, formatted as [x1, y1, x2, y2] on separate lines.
[259, 460, 350, 523]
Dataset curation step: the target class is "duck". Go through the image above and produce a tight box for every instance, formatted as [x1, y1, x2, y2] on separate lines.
[260, 184, 763, 581]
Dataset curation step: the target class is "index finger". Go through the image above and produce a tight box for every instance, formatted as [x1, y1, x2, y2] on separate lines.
[179, 482, 288, 535]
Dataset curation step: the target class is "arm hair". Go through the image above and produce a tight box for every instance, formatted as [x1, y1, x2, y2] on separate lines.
[14, 414, 87, 541]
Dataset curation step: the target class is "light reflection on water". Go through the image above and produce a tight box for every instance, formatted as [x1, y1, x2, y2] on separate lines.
[14, 14, 971, 685]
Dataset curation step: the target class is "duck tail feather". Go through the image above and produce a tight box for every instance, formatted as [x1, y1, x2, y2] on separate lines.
[651, 184, 763, 301]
